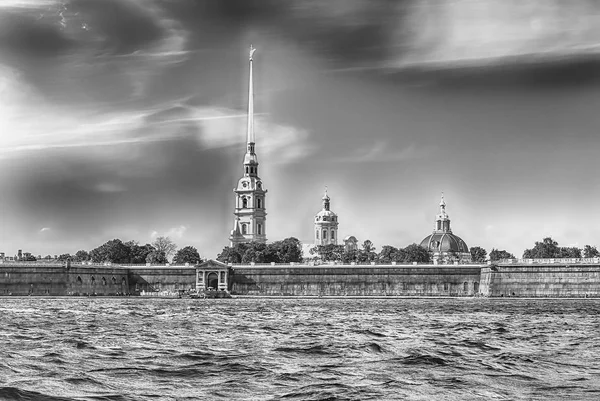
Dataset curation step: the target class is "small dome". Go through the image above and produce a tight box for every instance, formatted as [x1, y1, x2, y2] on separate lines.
[420, 232, 469, 253]
[316, 209, 337, 218]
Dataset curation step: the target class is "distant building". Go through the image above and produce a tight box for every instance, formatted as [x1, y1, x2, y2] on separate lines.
[229, 45, 267, 246]
[420, 194, 471, 263]
[314, 188, 338, 246]
[343, 236, 358, 252]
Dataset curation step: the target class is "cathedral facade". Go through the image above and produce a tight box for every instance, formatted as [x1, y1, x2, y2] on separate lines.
[229, 46, 267, 246]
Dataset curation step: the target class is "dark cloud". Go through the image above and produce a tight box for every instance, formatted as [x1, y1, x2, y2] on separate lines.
[0, 11, 73, 58]
[68, 0, 165, 55]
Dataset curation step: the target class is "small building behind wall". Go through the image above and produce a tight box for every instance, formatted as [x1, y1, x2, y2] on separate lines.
[196, 259, 230, 291]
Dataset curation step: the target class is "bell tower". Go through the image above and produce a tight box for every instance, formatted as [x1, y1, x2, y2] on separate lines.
[230, 45, 267, 246]
[314, 187, 339, 246]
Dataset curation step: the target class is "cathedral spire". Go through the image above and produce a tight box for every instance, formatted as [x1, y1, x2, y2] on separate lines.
[247, 45, 256, 148]
[435, 192, 451, 233]
[230, 45, 267, 246]
[439, 192, 447, 217]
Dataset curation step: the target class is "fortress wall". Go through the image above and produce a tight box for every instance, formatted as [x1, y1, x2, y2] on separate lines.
[67, 266, 129, 296]
[127, 267, 196, 294]
[230, 265, 483, 296]
[482, 264, 600, 298]
[0, 264, 67, 296]
[0, 264, 129, 296]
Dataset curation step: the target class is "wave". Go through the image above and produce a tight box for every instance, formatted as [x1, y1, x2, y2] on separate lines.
[0, 387, 77, 401]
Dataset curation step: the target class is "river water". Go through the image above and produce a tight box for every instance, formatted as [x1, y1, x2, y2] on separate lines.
[1, 298, 599, 400]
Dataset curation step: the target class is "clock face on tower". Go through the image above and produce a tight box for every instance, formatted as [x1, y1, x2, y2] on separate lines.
[257, 181, 261, 189]
[242, 182, 247, 188]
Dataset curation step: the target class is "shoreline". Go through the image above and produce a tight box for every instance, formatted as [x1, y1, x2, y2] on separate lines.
[1, 295, 599, 300]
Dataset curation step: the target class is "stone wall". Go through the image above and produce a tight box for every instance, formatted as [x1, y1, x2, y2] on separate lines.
[230, 264, 483, 296]
[127, 267, 196, 295]
[67, 266, 129, 296]
[482, 264, 600, 298]
[0, 263, 129, 296]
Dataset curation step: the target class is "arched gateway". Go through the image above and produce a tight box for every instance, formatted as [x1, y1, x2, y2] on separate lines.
[196, 260, 230, 292]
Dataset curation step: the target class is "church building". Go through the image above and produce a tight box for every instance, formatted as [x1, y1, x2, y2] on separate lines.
[314, 188, 339, 246]
[230, 46, 267, 246]
[419, 194, 471, 263]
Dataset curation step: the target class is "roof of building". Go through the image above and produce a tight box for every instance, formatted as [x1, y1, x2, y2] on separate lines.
[316, 209, 337, 218]
[419, 232, 469, 254]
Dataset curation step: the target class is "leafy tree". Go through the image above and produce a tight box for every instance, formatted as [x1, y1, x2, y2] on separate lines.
[523, 237, 582, 259]
[489, 249, 515, 262]
[73, 250, 90, 262]
[269, 237, 303, 263]
[341, 248, 359, 264]
[241, 242, 269, 263]
[146, 250, 168, 264]
[217, 245, 244, 263]
[584, 245, 600, 258]
[173, 246, 201, 264]
[470, 246, 487, 263]
[358, 240, 377, 263]
[523, 237, 560, 259]
[378, 245, 399, 264]
[57, 253, 72, 262]
[559, 247, 581, 258]
[22, 252, 37, 262]
[152, 236, 177, 260]
[89, 239, 130, 263]
[401, 244, 430, 263]
[311, 244, 345, 262]
[124, 241, 155, 264]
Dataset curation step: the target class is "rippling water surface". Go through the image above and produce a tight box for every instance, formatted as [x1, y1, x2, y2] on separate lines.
[1, 298, 600, 400]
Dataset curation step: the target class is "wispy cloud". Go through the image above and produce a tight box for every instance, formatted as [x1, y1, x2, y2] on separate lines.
[39, 227, 50, 232]
[166, 225, 187, 239]
[333, 142, 423, 163]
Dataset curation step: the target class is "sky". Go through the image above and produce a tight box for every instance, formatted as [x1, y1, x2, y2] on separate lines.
[1, 0, 600, 259]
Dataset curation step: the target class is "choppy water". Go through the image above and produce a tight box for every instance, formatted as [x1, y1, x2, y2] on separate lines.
[1, 298, 600, 400]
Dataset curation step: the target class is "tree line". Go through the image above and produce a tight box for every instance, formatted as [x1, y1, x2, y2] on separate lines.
[18, 236, 202, 265]
[216, 239, 432, 264]
[14, 235, 600, 265]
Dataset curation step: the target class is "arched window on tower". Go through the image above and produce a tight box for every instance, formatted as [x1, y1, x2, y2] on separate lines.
[241, 224, 247, 235]
[242, 197, 248, 208]
[323, 230, 327, 240]
[257, 198, 262, 209]
[246, 167, 249, 174]
[316, 230, 319, 240]
[257, 224, 262, 235]
[331, 231, 335, 241]
[437, 221, 442, 230]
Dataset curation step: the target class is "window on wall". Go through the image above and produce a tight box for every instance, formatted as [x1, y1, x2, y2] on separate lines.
[257, 224, 262, 235]
[242, 197, 248, 208]
[242, 224, 247, 235]
[331, 231, 335, 240]
[323, 230, 327, 240]
[246, 167, 249, 174]
[316, 230, 319, 240]
[257, 198, 262, 209]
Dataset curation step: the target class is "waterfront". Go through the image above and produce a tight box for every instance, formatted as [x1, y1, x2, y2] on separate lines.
[1, 299, 600, 400]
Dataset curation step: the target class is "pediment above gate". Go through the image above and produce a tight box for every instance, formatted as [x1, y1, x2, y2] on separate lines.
[197, 259, 229, 271]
